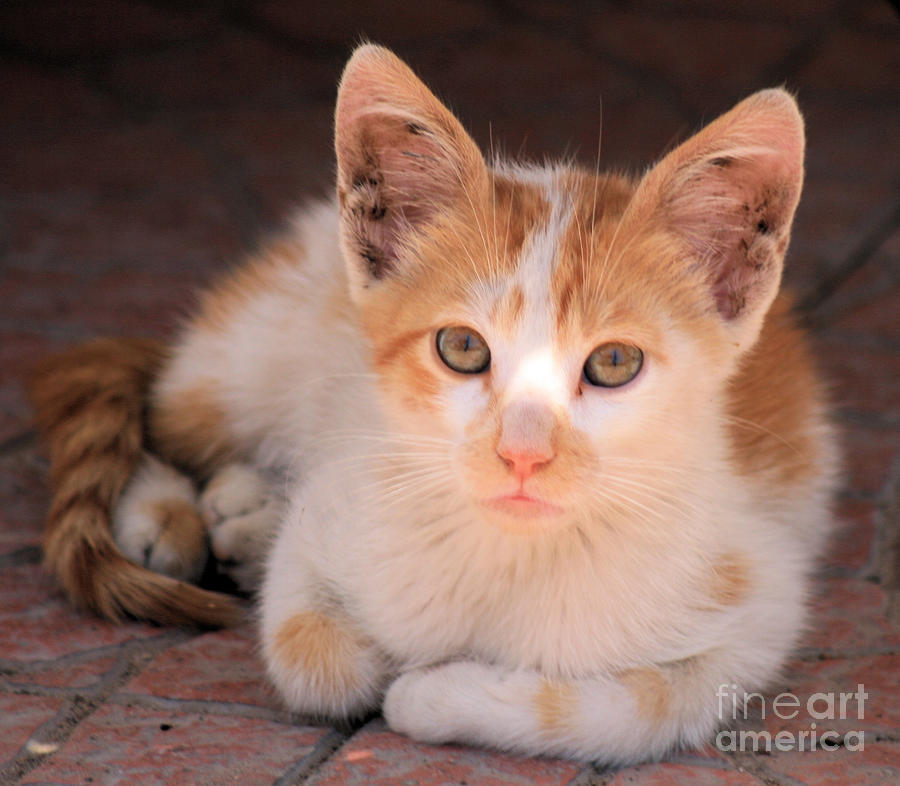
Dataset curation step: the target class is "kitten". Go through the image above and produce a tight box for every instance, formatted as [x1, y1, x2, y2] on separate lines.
[29, 44, 838, 763]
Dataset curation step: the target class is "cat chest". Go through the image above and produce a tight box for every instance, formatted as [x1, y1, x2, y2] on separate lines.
[345, 525, 700, 676]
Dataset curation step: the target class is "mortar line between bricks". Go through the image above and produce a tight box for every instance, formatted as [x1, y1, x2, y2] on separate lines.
[271, 727, 351, 786]
[0, 545, 42, 570]
[106, 691, 306, 725]
[563, 762, 621, 786]
[0, 630, 194, 679]
[0, 631, 192, 784]
[721, 749, 810, 786]
[0, 428, 35, 457]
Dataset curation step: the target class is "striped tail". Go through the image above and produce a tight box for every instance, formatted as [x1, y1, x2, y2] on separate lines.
[27, 337, 243, 627]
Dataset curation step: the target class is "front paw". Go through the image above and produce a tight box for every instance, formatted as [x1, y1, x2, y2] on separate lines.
[200, 463, 280, 591]
[383, 668, 447, 744]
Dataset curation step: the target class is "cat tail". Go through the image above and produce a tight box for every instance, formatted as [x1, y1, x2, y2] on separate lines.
[27, 337, 243, 628]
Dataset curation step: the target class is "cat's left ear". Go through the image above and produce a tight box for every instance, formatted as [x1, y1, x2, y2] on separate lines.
[334, 45, 488, 290]
[638, 89, 805, 352]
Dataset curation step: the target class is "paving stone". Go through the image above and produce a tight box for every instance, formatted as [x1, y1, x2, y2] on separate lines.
[767, 653, 899, 738]
[826, 499, 878, 572]
[815, 335, 900, 419]
[838, 425, 900, 496]
[4, 653, 120, 693]
[605, 759, 760, 785]
[829, 230, 900, 342]
[307, 718, 582, 785]
[126, 625, 273, 708]
[0, 448, 49, 553]
[0, 693, 62, 764]
[21, 703, 326, 786]
[802, 576, 900, 656]
[744, 740, 900, 785]
[0, 562, 162, 662]
[787, 179, 896, 288]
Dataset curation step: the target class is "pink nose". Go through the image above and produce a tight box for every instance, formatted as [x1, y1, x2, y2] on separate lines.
[496, 446, 554, 481]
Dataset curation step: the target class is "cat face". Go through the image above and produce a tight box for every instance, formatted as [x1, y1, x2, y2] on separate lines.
[354, 169, 726, 532]
[334, 46, 804, 533]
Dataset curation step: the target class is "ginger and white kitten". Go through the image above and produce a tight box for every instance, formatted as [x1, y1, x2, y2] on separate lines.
[30, 45, 838, 763]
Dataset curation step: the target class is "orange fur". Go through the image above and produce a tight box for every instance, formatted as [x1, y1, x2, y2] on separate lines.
[726, 293, 824, 486]
[272, 612, 363, 699]
[534, 679, 578, 733]
[146, 500, 208, 567]
[27, 338, 241, 627]
[150, 382, 234, 476]
[708, 552, 752, 606]
[620, 667, 670, 725]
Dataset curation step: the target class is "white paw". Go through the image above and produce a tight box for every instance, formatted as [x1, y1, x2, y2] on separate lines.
[383, 666, 459, 744]
[113, 454, 207, 581]
[209, 502, 280, 590]
[200, 463, 281, 591]
[199, 463, 269, 525]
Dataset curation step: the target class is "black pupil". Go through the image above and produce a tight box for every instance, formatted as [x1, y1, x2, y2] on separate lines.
[611, 348, 621, 366]
[464, 334, 471, 351]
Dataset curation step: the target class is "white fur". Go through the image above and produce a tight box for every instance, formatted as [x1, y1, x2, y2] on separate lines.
[113, 453, 206, 581]
[122, 90, 837, 762]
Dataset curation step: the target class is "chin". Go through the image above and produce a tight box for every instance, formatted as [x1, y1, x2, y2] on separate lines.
[478, 494, 570, 536]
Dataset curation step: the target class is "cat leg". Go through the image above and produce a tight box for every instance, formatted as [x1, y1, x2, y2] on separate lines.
[382, 647, 774, 764]
[199, 462, 282, 591]
[113, 453, 208, 581]
[259, 523, 391, 720]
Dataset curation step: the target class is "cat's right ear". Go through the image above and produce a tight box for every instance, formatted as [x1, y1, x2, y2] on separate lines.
[635, 89, 805, 355]
[334, 45, 488, 289]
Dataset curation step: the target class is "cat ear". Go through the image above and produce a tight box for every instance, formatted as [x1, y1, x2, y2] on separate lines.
[639, 89, 805, 350]
[334, 45, 488, 285]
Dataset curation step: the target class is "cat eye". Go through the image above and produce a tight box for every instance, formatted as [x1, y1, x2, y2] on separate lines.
[583, 342, 643, 388]
[436, 326, 491, 374]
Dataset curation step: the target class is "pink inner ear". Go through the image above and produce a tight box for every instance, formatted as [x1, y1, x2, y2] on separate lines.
[648, 90, 805, 322]
[334, 45, 487, 279]
[671, 151, 799, 320]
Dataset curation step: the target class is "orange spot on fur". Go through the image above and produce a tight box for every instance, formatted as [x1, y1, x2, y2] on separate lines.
[709, 552, 751, 606]
[272, 612, 362, 698]
[620, 667, 670, 724]
[146, 499, 207, 564]
[151, 383, 233, 475]
[726, 294, 822, 487]
[534, 679, 577, 733]
[491, 285, 525, 336]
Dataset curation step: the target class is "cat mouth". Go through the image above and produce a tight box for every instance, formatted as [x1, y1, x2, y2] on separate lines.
[483, 493, 564, 519]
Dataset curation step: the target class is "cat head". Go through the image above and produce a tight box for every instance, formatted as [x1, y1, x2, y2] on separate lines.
[334, 44, 805, 534]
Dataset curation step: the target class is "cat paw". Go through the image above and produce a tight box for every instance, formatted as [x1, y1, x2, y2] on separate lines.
[200, 463, 280, 590]
[113, 454, 208, 581]
[383, 665, 465, 744]
[200, 463, 269, 524]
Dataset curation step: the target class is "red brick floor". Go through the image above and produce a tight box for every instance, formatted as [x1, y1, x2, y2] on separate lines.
[1, 1, 898, 784]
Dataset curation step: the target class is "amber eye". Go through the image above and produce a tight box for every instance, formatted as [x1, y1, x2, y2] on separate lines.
[436, 326, 491, 374]
[583, 342, 643, 387]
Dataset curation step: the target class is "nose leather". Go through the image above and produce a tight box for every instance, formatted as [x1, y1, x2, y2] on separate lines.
[496, 400, 556, 480]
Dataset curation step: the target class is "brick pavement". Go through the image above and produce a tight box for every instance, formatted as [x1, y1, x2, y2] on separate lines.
[1, 1, 898, 784]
